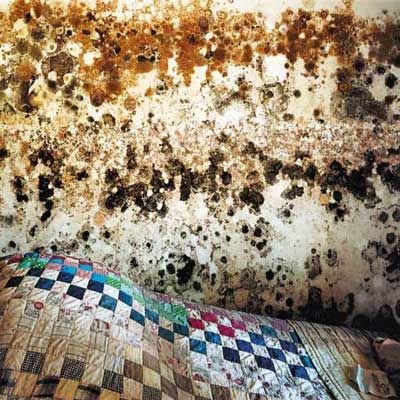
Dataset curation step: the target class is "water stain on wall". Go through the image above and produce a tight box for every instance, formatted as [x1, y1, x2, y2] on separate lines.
[0, 0, 399, 332]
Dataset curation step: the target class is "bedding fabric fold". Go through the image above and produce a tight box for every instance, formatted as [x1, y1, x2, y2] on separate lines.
[0, 252, 383, 399]
[288, 320, 395, 400]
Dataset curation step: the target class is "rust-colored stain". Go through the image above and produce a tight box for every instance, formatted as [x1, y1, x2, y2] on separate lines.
[0, 0, 399, 332]
[1, 0, 399, 100]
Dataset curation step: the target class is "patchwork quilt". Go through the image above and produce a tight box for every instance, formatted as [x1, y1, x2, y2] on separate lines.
[0, 253, 333, 399]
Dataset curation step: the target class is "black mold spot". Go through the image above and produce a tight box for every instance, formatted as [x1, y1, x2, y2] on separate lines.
[346, 170, 369, 199]
[281, 164, 303, 180]
[166, 263, 175, 274]
[53, 175, 63, 189]
[38, 175, 54, 201]
[253, 227, 262, 237]
[385, 73, 398, 89]
[239, 186, 264, 211]
[275, 292, 283, 302]
[241, 224, 249, 234]
[45, 200, 53, 211]
[281, 184, 304, 200]
[305, 255, 322, 280]
[392, 54, 400, 68]
[105, 186, 128, 210]
[0, 148, 8, 160]
[130, 257, 139, 268]
[18, 81, 35, 113]
[386, 232, 396, 244]
[282, 113, 294, 122]
[326, 249, 338, 267]
[304, 164, 317, 181]
[37, 147, 55, 167]
[105, 168, 119, 184]
[377, 163, 400, 193]
[378, 211, 389, 223]
[40, 210, 51, 222]
[180, 169, 200, 201]
[176, 255, 196, 285]
[286, 298, 294, 307]
[365, 76, 373, 85]
[76, 170, 89, 180]
[377, 65, 386, 75]
[392, 208, 400, 222]
[293, 89, 301, 97]
[126, 145, 137, 170]
[256, 240, 267, 250]
[262, 158, 282, 183]
[265, 270, 274, 281]
[333, 190, 342, 202]
[193, 281, 202, 291]
[82, 231, 90, 241]
[227, 208, 234, 216]
[322, 157, 379, 208]
[363, 239, 400, 277]
[335, 208, 347, 222]
[221, 171, 232, 185]
[131, 182, 147, 208]
[150, 169, 174, 193]
[211, 273, 216, 286]
[386, 246, 400, 274]
[167, 158, 185, 176]
[353, 58, 365, 72]
[13, 176, 29, 203]
[137, 54, 147, 63]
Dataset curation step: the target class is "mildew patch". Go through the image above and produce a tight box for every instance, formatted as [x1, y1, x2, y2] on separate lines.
[0, 0, 400, 331]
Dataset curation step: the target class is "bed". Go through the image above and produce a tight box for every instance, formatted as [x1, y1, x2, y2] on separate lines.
[0, 253, 397, 399]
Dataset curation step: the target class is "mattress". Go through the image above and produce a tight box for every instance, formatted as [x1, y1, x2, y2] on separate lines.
[0, 253, 386, 399]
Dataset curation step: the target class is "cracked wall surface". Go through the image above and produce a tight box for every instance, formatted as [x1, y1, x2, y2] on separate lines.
[0, 0, 400, 332]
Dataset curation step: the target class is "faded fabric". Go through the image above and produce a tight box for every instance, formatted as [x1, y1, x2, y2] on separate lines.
[373, 338, 400, 395]
[288, 320, 392, 400]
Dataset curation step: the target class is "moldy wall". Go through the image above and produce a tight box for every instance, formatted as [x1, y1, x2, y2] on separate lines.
[0, 0, 400, 331]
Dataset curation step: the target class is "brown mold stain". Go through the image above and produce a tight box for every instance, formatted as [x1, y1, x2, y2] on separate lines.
[2, 0, 398, 105]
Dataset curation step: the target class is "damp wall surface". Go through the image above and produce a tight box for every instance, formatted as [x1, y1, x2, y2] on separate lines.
[0, 0, 400, 332]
